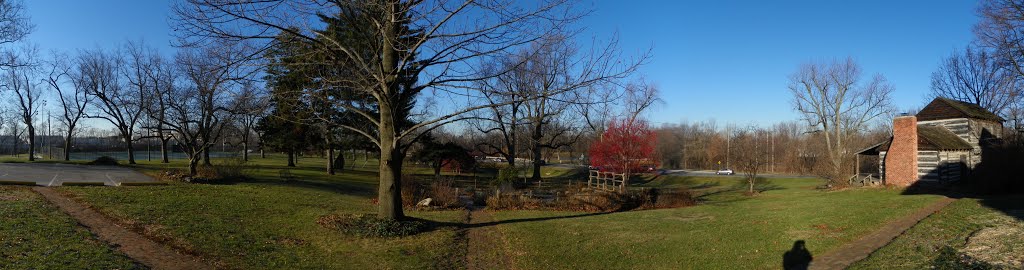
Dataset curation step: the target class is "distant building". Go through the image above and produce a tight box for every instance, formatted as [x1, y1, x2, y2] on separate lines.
[856, 97, 1003, 185]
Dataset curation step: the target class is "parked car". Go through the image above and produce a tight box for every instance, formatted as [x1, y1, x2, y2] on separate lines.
[716, 169, 735, 175]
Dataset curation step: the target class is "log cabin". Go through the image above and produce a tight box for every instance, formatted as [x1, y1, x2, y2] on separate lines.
[855, 97, 1004, 186]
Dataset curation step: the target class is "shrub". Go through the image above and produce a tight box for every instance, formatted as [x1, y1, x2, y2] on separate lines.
[87, 156, 119, 166]
[649, 187, 696, 209]
[401, 175, 423, 207]
[494, 167, 526, 189]
[159, 169, 189, 182]
[511, 186, 695, 212]
[317, 214, 427, 238]
[192, 159, 251, 184]
[428, 179, 461, 208]
[486, 193, 544, 210]
[553, 191, 620, 211]
[212, 158, 250, 180]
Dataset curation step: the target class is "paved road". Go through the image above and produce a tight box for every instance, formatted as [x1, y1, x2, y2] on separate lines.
[542, 164, 818, 179]
[0, 163, 156, 186]
[662, 169, 819, 178]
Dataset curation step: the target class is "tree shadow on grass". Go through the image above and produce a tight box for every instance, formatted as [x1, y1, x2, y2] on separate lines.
[689, 180, 722, 190]
[197, 168, 380, 197]
[902, 181, 1024, 223]
[420, 211, 614, 231]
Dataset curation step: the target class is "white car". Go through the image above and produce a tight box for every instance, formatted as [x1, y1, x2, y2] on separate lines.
[716, 169, 735, 175]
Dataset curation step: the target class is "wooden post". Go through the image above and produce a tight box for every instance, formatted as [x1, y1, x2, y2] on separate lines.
[855, 154, 860, 175]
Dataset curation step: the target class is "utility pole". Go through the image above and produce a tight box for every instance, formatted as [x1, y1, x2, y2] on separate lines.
[46, 112, 51, 160]
[726, 125, 730, 169]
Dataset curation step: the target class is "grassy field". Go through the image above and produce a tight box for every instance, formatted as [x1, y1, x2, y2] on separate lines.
[0, 186, 141, 269]
[488, 176, 944, 269]
[59, 156, 467, 269]
[851, 195, 1024, 269]
[2, 153, 965, 269]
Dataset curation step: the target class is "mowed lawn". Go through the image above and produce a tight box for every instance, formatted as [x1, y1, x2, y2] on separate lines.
[489, 176, 944, 269]
[852, 195, 1024, 269]
[58, 155, 466, 269]
[0, 186, 141, 269]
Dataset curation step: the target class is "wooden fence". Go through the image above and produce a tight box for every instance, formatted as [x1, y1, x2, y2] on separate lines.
[588, 170, 626, 192]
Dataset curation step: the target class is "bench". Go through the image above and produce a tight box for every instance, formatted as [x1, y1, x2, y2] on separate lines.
[279, 169, 297, 182]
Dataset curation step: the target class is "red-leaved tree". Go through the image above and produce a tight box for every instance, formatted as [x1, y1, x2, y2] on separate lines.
[589, 118, 658, 189]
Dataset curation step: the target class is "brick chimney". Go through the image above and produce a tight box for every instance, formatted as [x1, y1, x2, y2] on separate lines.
[885, 115, 918, 186]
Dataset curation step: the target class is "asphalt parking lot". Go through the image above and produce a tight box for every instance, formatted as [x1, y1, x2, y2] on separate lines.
[0, 163, 156, 186]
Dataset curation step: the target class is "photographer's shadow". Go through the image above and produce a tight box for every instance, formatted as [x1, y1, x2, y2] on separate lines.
[783, 240, 813, 270]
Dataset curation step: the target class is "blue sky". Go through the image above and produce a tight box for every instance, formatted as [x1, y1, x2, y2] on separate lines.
[27, 1, 174, 53]
[584, 0, 979, 126]
[24, 1, 980, 127]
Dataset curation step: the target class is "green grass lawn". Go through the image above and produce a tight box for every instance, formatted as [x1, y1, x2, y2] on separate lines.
[0, 186, 141, 269]
[3, 152, 959, 269]
[851, 195, 1024, 269]
[488, 176, 944, 269]
[59, 156, 467, 269]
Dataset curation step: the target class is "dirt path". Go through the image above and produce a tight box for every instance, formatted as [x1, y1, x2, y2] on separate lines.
[32, 187, 212, 270]
[464, 205, 515, 270]
[809, 196, 957, 270]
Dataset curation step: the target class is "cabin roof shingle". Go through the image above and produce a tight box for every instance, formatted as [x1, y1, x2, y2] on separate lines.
[863, 125, 973, 153]
[916, 97, 1004, 122]
[917, 125, 973, 151]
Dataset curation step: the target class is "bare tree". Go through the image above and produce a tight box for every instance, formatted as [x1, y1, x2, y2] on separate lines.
[788, 57, 893, 185]
[77, 47, 145, 164]
[142, 53, 178, 163]
[1, 45, 39, 160]
[518, 34, 643, 181]
[470, 77, 524, 168]
[931, 45, 1020, 116]
[163, 43, 245, 176]
[732, 126, 769, 194]
[230, 81, 268, 162]
[977, 0, 1024, 74]
[622, 79, 661, 123]
[46, 52, 91, 161]
[0, 0, 32, 69]
[173, 0, 607, 220]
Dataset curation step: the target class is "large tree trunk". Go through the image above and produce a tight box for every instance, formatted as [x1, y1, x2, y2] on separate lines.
[124, 133, 136, 164]
[327, 148, 335, 175]
[63, 134, 72, 161]
[377, 136, 404, 220]
[433, 161, 442, 181]
[188, 155, 200, 176]
[287, 149, 296, 167]
[27, 126, 35, 161]
[530, 123, 544, 181]
[242, 141, 249, 162]
[333, 149, 345, 174]
[160, 138, 170, 163]
[377, 5, 405, 221]
[203, 148, 211, 165]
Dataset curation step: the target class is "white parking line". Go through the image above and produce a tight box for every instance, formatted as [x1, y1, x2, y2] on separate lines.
[48, 173, 60, 187]
[105, 173, 119, 186]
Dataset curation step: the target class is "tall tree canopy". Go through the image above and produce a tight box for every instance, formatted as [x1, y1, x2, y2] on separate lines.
[174, 0, 591, 220]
